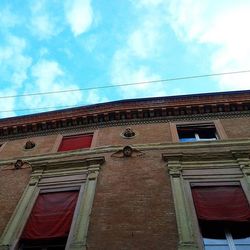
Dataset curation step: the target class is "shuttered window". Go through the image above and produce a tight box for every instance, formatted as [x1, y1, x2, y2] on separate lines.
[58, 134, 93, 152]
[21, 191, 78, 240]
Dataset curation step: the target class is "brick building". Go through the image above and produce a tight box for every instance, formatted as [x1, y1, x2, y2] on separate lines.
[0, 90, 250, 250]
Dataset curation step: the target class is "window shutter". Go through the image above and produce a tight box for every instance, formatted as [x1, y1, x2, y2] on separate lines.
[192, 186, 250, 222]
[58, 134, 93, 152]
[21, 191, 78, 240]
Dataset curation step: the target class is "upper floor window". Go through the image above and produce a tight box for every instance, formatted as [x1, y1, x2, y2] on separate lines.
[58, 134, 93, 152]
[192, 185, 250, 249]
[177, 123, 218, 142]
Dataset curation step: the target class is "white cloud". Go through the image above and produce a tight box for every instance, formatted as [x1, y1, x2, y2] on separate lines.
[110, 2, 168, 98]
[86, 90, 109, 104]
[166, 0, 250, 90]
[0, 90, 17, 118]
[128, 19, 161, 59]
[30, 15, 57, 39]
[29, 0, 62, 39]
[0, 35, 32, 87]
[65, 0, 93, 36]
[0, 7, 19, 28]
[23, 59, 82, 109]
[111, 49, 167, 98]
[131, 0, 250, 91]
[132, 0, 164, 8]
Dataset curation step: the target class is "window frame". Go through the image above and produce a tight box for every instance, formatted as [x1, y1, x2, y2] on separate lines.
[170, 120, 227, 143]
[163, 150, 250, 250]
[0, 156, 105, 250]
[187, 181, 250, 249]
[52, 131, 97, 153]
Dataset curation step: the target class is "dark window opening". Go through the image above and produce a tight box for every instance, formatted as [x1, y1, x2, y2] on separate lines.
[200, 221, 250, 250]
[19, 237, 67, 250]
[177, 124, 217, 142]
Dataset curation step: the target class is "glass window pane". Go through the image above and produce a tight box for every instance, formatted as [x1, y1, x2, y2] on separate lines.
[235, 246, 250, 250]
[204, 246, 230, 250]
[204, 238, 228, 245]
[231, 222, 250, 245]
[198, 128, 217, 139]
[179, 138, 197, 142]
[234, 238, 250, 245]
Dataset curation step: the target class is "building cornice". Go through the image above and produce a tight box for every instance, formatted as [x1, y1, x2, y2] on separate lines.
[1, 90, 250, 138]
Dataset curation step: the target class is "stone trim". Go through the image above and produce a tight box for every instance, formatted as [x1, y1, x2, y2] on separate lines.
[1, 138, 250, 167]
[165, 154, 199, 250]
[162, 150, 250, 250]
[0, 156, 105, 250]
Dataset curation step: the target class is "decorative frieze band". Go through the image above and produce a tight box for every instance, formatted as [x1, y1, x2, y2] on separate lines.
[1, 98, 250, 138]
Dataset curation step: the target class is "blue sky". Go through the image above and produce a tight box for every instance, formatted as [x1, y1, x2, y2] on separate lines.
[1, 0, 250, 118]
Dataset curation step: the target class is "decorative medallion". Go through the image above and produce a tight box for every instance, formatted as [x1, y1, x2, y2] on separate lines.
[24, 140, 36, 149]
[121, 127, 136, 139]
[111, 145, 144, 158]
[14, 159, 24, 169]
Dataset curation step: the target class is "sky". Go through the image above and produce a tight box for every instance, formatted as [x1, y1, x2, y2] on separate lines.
[1, 0, 250, 118]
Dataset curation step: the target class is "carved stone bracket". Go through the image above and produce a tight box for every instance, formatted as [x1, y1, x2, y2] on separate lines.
[232, 151, 250, 179]
[162, 153, 183, 177]
[111, 146, 144, 158]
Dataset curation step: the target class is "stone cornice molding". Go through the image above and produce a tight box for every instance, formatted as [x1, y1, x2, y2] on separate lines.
[1, 139, 250, 166]
[1, 91, 250, 138]
[30, 156, 105, 172]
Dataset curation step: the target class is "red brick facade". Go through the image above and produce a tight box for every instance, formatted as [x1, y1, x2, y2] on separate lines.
[1, 90, 250, 249]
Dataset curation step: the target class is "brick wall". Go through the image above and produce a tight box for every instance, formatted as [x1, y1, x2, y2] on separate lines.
[95, 123, 172, 147]
[0, 167, 31, 235]
[0, 134, 58, 160]
[87, 152, 178, 250]
[220, 117, 250, 139]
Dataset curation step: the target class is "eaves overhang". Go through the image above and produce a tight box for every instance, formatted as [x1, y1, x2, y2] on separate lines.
[0, 90, 250, 138]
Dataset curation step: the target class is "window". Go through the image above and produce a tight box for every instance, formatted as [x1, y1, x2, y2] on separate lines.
[200, 221, 250, 250]
[0, 156, 105, 250]
[58, 134, 93, 152]
[192, 186, 250, 250]
[19, 191, 79, 250]
[177, 124, 218, 142]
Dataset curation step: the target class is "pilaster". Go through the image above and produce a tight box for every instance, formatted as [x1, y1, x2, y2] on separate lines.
[163, 153, 199, 250]
[0, 170, 42, 250]
[232, 151, 250, 186]
[68, 165, 101, 250]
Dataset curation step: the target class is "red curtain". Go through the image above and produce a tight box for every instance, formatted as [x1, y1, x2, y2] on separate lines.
[58, 134, 93, 152]
[192, 186, 250, 221]
[21, 191, 78, 240]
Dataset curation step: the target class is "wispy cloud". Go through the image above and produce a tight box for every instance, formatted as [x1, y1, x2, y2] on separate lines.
[23, 59, 82, 109]
[166, 0, 250, 90]
[0, 6, 19, 29]
[29, 0, 63, 39]
[0, 35, 32, 88]
[110, 2, 168, 98]
[130, 0, 250, 91]
[65, 0, 93, 36]
[0, 90, 17, 118]
[86, 90, 109, 104]
[111, 49, 166, 98]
